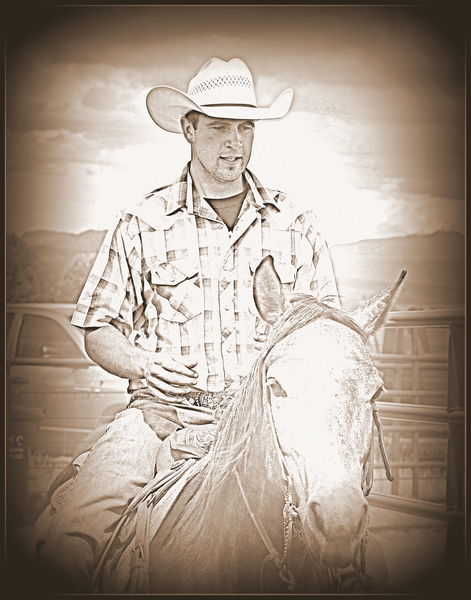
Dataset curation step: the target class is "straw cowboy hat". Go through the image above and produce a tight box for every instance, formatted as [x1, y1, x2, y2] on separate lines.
[146, 57, 293, 133]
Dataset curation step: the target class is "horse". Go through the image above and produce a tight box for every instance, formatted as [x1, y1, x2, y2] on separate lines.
[92, 255, 405, 594]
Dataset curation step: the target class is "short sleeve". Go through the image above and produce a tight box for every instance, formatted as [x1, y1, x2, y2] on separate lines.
[70, 215, 141, 337]
[294, 210, 341, 308]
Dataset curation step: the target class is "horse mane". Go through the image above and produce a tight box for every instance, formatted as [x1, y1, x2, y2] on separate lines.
[170, 296, 365, 542]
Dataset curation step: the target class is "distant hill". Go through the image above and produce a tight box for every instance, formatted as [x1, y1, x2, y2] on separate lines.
[6, 229, 465, 310]
[330, 232, 464, 310]
[21, 229, 106, 252]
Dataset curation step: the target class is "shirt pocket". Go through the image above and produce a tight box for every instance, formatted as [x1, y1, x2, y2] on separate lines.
[263, 225, 303, 266]
[150, 259, 203, 323]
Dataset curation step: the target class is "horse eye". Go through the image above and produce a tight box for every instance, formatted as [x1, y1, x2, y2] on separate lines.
[267, 377, 287, 398]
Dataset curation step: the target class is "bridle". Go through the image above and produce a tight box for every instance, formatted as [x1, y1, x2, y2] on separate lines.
[233, 323, 394, 593]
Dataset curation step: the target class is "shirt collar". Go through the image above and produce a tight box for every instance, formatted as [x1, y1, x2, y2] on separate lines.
[165, 163, 191, 216]
[165, 163, 281, 216]
[244, 169, 281, 212]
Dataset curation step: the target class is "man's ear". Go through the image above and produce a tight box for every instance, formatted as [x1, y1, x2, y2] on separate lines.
[180, 116, 195, 143]
[253, 255, 285, 325]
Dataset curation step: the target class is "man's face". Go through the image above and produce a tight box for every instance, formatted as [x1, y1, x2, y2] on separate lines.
[184, 113, 255, 184]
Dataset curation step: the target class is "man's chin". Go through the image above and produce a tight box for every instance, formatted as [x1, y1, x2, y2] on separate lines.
[214, 167, 245, 183]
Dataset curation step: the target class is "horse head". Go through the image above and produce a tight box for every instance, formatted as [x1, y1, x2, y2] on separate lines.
[253, 256, 405, 570]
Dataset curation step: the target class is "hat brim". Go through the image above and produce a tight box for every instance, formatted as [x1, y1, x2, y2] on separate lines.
[146, 86, 293, 133]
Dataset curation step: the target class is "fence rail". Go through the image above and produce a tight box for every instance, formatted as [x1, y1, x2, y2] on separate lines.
[376, 401, 464, 424]
[368, 492, 462, 521]
[385, 308, 464, 326]
[373, 353, 448, 363]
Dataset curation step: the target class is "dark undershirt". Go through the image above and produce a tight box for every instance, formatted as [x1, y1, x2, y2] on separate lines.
[205, 188, 247, 231]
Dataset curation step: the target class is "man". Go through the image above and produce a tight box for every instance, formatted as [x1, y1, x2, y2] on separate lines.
[35, 57, 339, 590]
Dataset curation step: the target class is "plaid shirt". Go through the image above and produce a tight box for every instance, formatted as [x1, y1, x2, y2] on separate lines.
[72, 164, 339, 394]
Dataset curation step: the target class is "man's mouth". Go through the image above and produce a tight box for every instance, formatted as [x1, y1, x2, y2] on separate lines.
[220, 156, 242, 163]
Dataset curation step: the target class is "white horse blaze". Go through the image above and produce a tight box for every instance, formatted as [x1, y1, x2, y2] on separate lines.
[266, 318, 382, 567]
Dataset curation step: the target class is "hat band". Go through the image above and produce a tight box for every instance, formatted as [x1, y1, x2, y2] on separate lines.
[200, 102, 258, 108]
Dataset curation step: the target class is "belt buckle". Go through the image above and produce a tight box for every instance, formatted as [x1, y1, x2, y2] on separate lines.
[196, 392, 220, 410]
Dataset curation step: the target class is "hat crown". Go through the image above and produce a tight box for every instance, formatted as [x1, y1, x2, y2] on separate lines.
[187, 57, 257, 107]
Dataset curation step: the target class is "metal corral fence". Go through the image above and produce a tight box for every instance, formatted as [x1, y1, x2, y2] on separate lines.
[366, 308, 465, 561]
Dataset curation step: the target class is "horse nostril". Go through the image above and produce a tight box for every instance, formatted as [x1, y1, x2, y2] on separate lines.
[307, 494, 368, 541]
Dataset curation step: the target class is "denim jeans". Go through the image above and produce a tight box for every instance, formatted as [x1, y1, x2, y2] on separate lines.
[35, 408, 162, 590]
[35, 400, 217, 591]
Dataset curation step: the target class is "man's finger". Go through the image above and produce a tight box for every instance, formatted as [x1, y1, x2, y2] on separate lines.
[149, 365, 197, 385]
[174, 355, 198, 368]
[254, 335, 267, 342]
[147, 376, 195, 397]
[159, 356, 198, 377]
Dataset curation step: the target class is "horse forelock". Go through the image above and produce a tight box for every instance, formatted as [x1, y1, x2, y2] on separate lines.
[169, 296, 367, 544]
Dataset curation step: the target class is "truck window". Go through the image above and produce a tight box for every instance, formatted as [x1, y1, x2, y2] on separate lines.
[16, 314, 82, 359]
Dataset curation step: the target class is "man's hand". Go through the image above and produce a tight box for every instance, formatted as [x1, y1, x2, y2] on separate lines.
[253, 322, 269, 352]
[145, 353, 199, 403]
[84, 326, 199, 403]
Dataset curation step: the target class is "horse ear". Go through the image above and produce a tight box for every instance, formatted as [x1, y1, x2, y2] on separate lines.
[350, 270, 406, 337]
[253, 255, 286, 325]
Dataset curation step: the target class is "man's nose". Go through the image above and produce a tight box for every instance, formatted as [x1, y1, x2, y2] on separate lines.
[225, 127, 242, 149]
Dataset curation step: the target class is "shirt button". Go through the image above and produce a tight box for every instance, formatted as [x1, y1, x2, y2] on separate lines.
[224, 305, 230, 311]
[218, 224, 224, 230]
[226, 346, 233, 353]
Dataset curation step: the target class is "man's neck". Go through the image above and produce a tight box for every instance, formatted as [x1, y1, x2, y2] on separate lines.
[189, 161, 245, 199]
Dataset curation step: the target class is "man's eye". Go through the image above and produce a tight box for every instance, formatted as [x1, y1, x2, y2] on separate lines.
[267, 377, 287, 398]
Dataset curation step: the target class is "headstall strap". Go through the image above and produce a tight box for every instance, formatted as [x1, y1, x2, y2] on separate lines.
[233, 466, 297, 592]
[336, 529, 373, 593]
[361, 424, 375, 497]
[362, 398, 394, 498]
[372, 399, 394, 482]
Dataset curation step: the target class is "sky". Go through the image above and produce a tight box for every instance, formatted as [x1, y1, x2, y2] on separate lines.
[5, 5, 465, 246]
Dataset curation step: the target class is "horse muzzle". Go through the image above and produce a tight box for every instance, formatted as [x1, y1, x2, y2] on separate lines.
[300, 488, 368, 568]
[320, 529, 358, 568]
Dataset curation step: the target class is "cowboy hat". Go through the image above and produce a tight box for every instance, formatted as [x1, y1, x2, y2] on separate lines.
[146, 57, 293, 133]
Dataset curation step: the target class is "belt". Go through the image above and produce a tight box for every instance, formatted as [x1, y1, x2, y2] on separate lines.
[130, 388, 234, 411]
[184, 390, 228, 410]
